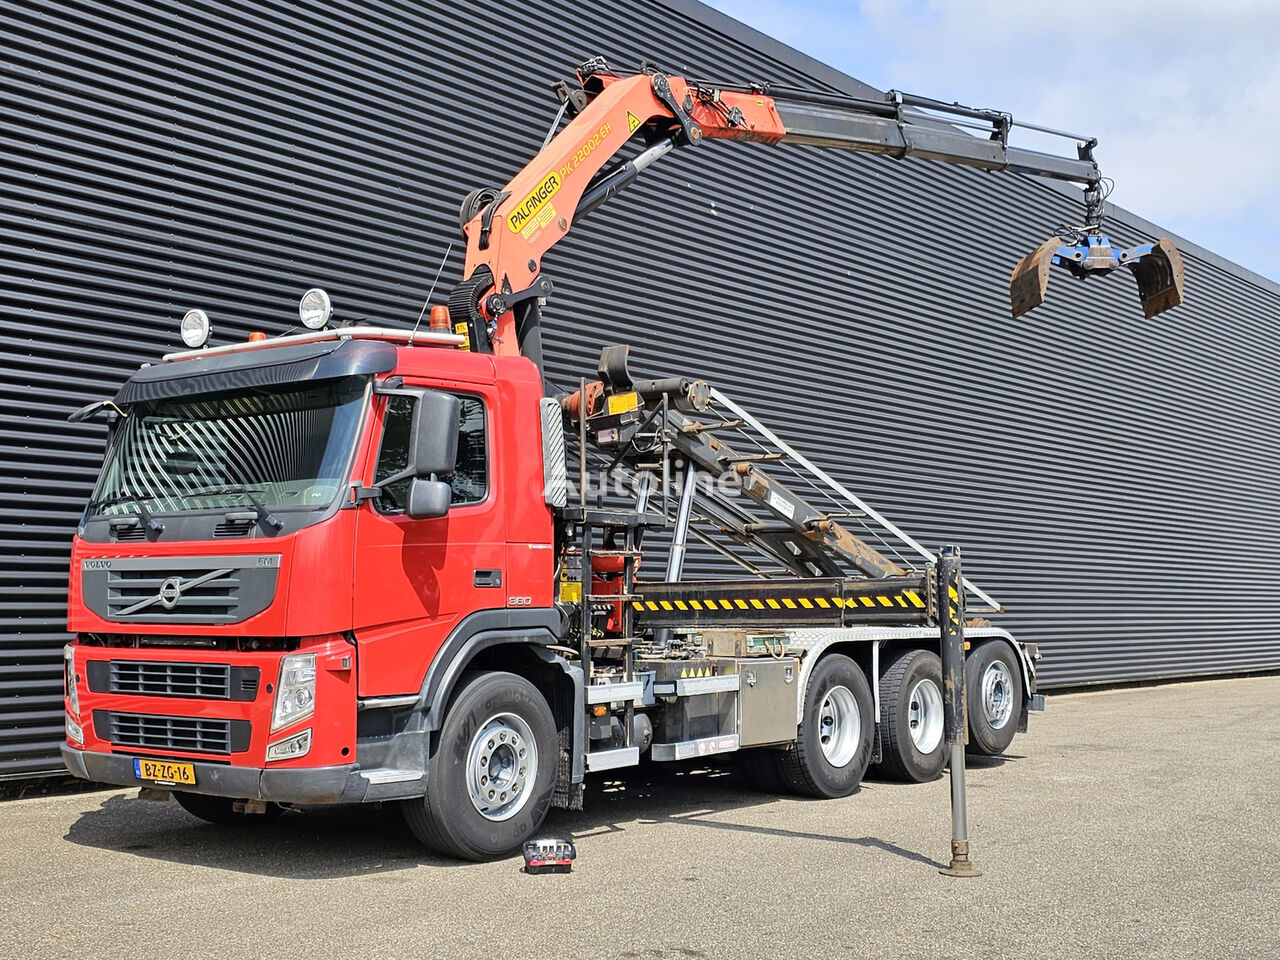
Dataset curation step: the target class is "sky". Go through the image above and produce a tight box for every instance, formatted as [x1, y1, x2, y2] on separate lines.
[710, 0, 1280, 284]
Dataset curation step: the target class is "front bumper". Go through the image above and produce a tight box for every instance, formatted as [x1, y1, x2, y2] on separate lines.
[61, 743, 358, 804]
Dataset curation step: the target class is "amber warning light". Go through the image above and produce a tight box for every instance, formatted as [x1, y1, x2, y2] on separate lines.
[429, 304, 451, 333]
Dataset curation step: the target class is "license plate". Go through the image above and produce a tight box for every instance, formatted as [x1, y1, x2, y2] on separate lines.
[133, 758, 195, 785]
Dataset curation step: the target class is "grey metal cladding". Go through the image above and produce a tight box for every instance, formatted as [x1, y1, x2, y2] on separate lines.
[3, 0, 1279, 778]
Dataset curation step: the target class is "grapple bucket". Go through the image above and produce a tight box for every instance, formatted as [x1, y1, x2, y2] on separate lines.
[1010, 234, 1187, 320]
[1127, 237, 1185, 319]
[1008, 237, 1061, 320]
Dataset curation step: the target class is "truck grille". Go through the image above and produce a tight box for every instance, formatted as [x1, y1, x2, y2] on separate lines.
[94, 710, 251, 754]
[107, 567, 240, 618]
[86, 660, 261, 701]
[112, 660, 230, 697]
[80, 555, 280, 624]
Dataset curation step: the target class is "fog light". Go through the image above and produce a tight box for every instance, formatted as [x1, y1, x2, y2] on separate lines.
[298, 288, 332, 329]
[266, 728, 312, 762]
[180, 309, 212, 347]
[65, 715, 83, 745]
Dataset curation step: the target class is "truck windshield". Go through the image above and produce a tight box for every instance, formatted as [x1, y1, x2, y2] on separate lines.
[89, 376, 368, 516]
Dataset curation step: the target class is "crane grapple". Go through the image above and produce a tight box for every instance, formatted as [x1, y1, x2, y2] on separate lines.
[1010, 233, 1186, 320]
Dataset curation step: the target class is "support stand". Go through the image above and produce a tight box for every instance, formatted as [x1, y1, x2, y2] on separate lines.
[937, 545, 982, 879]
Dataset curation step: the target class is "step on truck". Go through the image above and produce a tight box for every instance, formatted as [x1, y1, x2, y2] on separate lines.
[61, 59, 1180, 860]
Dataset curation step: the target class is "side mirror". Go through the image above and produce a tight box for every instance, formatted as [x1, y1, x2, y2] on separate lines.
[68, 399, 125, 423]
[410, 391, 460, 478]
[406, 478, 451, 520]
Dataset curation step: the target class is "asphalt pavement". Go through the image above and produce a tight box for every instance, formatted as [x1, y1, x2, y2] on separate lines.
[2, 674, 1277, 960]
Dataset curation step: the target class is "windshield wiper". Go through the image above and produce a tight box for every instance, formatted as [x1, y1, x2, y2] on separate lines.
[86, 493, 165, 535]
[192, 487, 284, 533]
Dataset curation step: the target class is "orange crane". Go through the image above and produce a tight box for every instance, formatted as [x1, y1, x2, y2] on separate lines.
[449, 58, 1184, 368]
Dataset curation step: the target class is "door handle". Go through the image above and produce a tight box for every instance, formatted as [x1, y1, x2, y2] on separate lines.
[474, 569, 503, 588]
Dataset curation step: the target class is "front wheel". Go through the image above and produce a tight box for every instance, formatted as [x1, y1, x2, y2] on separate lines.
[403, 671, 557, 861]
[965, 641, 1024, 756]
[773, 654, 874, 798]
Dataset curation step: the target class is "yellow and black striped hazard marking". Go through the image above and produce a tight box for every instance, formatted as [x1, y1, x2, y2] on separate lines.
[632, 590, 926, 613]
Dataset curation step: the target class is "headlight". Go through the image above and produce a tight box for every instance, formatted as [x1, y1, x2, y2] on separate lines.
[63, 645, 79, 718]
[298, 288, 332, 330]
[180, 308, 212, 347]
[266, 728, 312, 762]
[271, 653, 316, 731]
[65, 715, 84, 745]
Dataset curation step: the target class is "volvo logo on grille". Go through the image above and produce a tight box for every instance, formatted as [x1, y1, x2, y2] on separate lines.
[111, 566, 234, 618]
[157, 577, 184, 609]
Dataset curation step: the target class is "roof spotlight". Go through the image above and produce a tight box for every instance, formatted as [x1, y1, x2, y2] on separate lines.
[299, 288, 333, 330]
[180, 309, 211, 348]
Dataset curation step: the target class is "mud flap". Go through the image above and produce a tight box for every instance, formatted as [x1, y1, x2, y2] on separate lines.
[1128, 237, 1185, 319]
[1008, 237, 1063, 319]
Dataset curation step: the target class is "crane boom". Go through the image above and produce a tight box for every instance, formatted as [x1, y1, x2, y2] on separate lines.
[450, 59, 1183, 361]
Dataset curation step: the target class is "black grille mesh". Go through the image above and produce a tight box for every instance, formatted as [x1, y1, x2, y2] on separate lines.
[101, 711, 233, 754]
[109, 661, 231, 699]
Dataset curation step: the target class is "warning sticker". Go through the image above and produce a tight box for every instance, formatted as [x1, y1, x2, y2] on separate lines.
[508, 171, 562, 234]
[766, 490, 796, 520]
[626, 111, 642, 133]
[516, 201, 556, 241]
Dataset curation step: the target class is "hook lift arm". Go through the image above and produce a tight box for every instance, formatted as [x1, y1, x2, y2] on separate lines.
[451, 58, 1184, 359]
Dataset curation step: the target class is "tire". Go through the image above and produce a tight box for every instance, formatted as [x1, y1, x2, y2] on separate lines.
[403, 671, 557, 861]
[774, 654, 874, 799]
[172, 792, 284, 825]
[874, 648, 947, 783]
[965, 640, 1024, 756]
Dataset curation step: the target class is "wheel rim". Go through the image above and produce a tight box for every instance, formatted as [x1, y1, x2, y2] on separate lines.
[981, 660, 1015, 730]
[906, 677, 944, 754]
[466, 712, 537, 821]
[817, 685, 861, 768]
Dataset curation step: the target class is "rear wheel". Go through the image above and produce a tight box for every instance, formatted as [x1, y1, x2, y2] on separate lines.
[403, 671, 557, 861]
[774, 654, 874, 798]
[172, 792, 284, 825]
[874, 648, 947, 782]
[966, 641, 1023, 756]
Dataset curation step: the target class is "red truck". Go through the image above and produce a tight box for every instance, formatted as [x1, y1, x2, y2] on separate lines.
[61, 61, 1180, 860]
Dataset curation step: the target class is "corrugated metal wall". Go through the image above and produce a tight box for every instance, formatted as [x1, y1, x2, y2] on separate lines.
[4, 0, 1279, 778]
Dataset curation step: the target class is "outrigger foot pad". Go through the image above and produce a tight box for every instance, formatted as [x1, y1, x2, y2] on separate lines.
[1009, 233, 1185, 320]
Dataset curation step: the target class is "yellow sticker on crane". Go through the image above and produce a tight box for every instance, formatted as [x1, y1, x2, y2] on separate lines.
[627, 111, 642, 133]
[508, 172, 562, 234]
[606, 391, 640, 415]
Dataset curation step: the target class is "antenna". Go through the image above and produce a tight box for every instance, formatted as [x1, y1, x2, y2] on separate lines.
[410, 242, 455, 344]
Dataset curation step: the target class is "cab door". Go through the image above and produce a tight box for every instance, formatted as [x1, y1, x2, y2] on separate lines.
[352, 384, 505, 696]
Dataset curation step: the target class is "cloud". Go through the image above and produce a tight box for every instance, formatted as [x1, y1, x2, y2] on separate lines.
[711, 0, 1280, 282]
